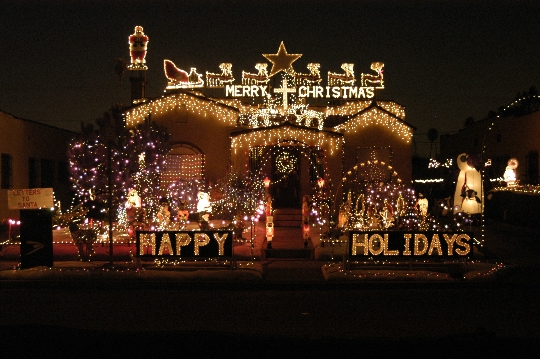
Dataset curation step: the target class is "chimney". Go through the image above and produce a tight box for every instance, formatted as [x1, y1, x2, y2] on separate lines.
[130, 71, 147, 103]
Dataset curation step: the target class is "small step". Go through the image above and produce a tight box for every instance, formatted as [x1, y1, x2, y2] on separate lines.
[273, 220, 302, 227]
[273, 208, 303, 228]
[274, 208, 302, 214]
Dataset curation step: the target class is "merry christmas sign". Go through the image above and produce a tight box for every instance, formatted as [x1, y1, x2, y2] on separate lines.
[163, 41, 385, 100]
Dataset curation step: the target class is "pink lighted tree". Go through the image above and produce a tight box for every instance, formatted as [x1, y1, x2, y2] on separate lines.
[68, 110, 171, 220]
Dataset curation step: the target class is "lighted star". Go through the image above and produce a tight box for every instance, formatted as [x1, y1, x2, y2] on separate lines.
[263, 42, 302, 77]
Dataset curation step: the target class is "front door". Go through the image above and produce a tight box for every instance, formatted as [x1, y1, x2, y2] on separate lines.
[272, 148, 301, 208]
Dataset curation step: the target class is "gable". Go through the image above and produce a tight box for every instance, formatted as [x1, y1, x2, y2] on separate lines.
[124, 91, 239, 128]
[330, 101, 414, 144]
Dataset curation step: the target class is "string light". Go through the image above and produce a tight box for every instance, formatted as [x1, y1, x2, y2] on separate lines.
[124, 92, 239, 127]
[333, 105, 412, 143]
[231, 124, 343, 156]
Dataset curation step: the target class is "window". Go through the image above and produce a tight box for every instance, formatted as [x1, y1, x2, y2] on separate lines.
[527, 151, 539, 185]
[161, 144, 205, 190]
[57, 161, 70, 184]
[29, 157, 39, 188]
[1, 153, 12, 189]
[249, 147, 264, 174]
[497, 134, 502, 143]
[356, 147, 393, 182]
[310, 148, 325, 182]
[41, 159, 55, 188]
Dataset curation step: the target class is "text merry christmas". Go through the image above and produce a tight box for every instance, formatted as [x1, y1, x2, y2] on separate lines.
[224, 84, 376, 99]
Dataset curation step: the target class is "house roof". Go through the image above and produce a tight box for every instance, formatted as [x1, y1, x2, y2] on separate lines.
[0, 110, 77, 133]
[123, 89, 240, 127]
[325, 100, 416, 131]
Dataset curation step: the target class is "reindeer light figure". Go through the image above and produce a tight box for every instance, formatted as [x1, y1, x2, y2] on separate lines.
[328, 63, 355, 86]
[361, 62, 384, 88]
[206, 63, 234, 87]
[242, 63, 270, 85]
[164, 59, 204, 88]
[295, 63, 322, 86]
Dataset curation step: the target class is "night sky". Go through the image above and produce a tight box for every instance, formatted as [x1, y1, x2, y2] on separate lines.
[1, 0, 539, 156]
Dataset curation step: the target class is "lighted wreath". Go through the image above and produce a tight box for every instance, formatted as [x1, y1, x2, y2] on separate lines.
[275, 151, 297, 174]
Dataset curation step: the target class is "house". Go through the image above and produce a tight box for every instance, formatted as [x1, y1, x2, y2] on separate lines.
[122, 46, 415, 214]
[440, 100, 540, 185]
[0, 111, 75, 221]
[439, 96, 540, 227]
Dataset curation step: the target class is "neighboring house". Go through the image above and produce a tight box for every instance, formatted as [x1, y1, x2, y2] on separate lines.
[440, 108, 540, 185]
[0, 111, 75, 221]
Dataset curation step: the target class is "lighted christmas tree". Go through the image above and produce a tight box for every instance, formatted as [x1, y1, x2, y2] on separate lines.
[68, 131, 128, 214]
[125, 122, 172, 221]
[68, 114, 171, 224]
[210, 171, 266, 221]
[335, 151, 423, 232]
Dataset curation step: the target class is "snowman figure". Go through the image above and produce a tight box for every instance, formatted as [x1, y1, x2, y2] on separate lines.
[503, 158, 518, 187]
[453, 153, 483, 214]
[197, 192, 212, 229]
[125, 188, 142, 237]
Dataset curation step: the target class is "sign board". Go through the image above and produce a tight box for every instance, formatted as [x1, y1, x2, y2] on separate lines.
[348, 231, 474, 258]
[7, 188, 54, 210]
[136, 230, 233, 259]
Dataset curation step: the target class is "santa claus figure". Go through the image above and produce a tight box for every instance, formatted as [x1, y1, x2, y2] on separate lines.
[128, 26, 149, 68]
[125, 188, 142, 237]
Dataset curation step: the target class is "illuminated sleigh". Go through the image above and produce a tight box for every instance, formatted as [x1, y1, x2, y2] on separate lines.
[242, 63, 269, 85]
[295, 63, 322, 86]
[164, 59, 204, 89]
[206, 63, 234, 87]
[361, 62, 384, 88]
[328, 63, 355, 86]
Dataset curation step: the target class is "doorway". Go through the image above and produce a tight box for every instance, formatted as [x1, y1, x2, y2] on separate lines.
[271, 147, 301, 208]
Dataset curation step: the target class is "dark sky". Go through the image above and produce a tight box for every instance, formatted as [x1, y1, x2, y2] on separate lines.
[1, 0, 539, 155]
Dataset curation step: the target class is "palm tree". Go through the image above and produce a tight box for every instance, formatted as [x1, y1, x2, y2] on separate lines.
[427, 128, 438, 158]
[464, 117, 475, 127]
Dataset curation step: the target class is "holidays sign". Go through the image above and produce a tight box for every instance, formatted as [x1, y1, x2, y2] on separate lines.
[348, 231, 474, 258]
[7, 188, 54, 210]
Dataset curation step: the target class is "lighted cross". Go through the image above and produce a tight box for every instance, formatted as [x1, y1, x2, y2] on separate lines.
[274, 78, 296, 109]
